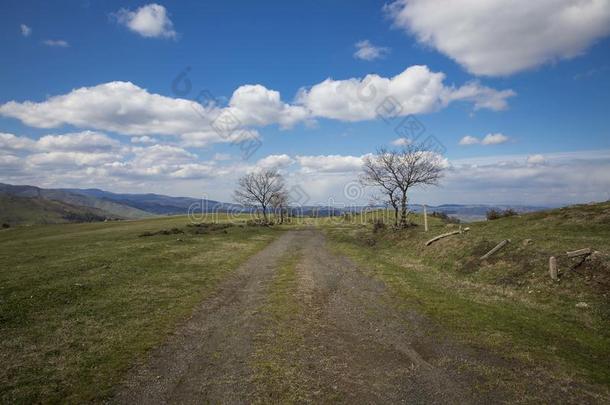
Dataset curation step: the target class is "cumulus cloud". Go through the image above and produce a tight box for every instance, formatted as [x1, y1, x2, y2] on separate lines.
[385, 0, 610, 76]
[459, 133, 510, 146]
[353, 40, 390, 61]
[36, 131, 121, 152]
[481, 133, 510, 145]
[20, 24, 31, 37]
[114, 3, 177, 39]
[256, 154, 295, 169]
[296, 154, 366, 174]
[27, 151, 117, 168]
[391, 137, 412, 146]
[296, 65, 514, 121]
[0, 133, 36, 150]
[0, 68, 514, 137]
[527, 154, 546, 165]
[459, 135, 479, 146]
[227, 84, 309, 129]
[43, 39, 69, 47]
[0, 81, 215, 135]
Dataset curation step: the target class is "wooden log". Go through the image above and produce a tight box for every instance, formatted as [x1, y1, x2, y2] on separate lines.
[480, 239, 511, 260]
[425, 227, 470, 246]
[566, 248, 592, 258]
[549, 256, 558, 281]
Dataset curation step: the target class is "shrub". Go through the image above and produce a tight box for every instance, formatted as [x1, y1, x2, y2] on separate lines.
[486, 208, 518, 220]
[431, 211, 460, 224]
[372, 219, 386, 233]
[1, 223, 10, 229]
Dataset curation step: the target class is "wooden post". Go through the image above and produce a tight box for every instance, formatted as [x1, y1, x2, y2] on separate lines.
[549, 256, 558, 281]
[480, 239, 510, 260]
[423, 204, 428, 232]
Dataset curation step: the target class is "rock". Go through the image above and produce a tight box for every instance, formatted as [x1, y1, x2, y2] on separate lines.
[575, 302, 589, 309]
[522, 239, 533, 246]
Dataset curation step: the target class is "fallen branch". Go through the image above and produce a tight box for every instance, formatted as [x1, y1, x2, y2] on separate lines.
[566, 248, 592, 258]
[425, 227, 470, 246]
[480, 239, 511, 260]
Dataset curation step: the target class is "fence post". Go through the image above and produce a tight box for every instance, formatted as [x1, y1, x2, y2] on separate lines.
[423, 204, 428, 232]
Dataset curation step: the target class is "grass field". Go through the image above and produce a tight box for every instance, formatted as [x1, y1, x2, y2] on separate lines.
[0, 215, 281, 403]
[1, 203, 609, 402]
[324, 202, 610, 391]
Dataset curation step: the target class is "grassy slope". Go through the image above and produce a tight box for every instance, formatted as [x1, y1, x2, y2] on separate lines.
[324, 202, 610, 390]
[0, 195, 110, 226]
[0, 215, 280, 403]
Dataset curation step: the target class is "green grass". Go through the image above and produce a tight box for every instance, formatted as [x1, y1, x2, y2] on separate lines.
[0, 215, 281, 403]
[324, 202, 610, 390]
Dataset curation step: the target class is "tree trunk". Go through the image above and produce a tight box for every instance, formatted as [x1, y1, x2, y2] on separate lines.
[399, 193, 408, 228]
[393, 205, 399, 227]
[261, 205, 268, 223]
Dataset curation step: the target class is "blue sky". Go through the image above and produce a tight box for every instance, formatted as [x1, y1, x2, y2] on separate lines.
[1, 1, 610, 205]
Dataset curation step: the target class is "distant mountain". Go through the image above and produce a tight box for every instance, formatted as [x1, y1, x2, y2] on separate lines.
[0, 183, 151, 220]
[0, 194, 110, 226]
[0, 183, 248, 225]
[61, 188, 237, 215]
[0, 182, 553, 225]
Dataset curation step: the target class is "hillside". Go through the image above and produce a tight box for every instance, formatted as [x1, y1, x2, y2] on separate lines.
[0, 183, 152, 221]
[324, 201, 610, 388]
[0, 194, 110, 226]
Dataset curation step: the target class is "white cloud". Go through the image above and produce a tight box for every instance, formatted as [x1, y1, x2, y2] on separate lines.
[385, 0, 610, 76]
[296, 154, 366, 173]
[131, 135, 157, 144]
[36, 131, 121, 152]
[20, 24, 31, 37]
[527, 154, 546, 165]
[180, 129, 259, 148]
[391, 137, 412, 146]
[481, 133, 510, 145]
[296, 65, 514, 121]
[43, 39, 69, 47]
[227, 84, 309, 129]
[0, 133, 36, 150]
[459, 135, 480, 146]
[256, 154, 295, 169]
[0, 81, 215, 135]
[27, 151, 117, 168]
[114, 3, 177, 39]
[353, 40, 390, 61]
[459, 133, 510, 146]
[0, 68, 513, 138]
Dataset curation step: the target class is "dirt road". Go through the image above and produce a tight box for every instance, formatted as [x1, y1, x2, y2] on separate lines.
[112, 230, 590, 403]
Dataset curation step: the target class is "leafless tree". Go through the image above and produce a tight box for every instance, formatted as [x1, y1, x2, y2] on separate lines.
[234, 169, 286, 223]
[361, 151, 401, 227]
[361, 144, 444, 228]
[270, 190, 289, 224]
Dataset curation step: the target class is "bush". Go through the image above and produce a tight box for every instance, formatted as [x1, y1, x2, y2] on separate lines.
[486, 208, 518, 221]
[372, 219, 386, 233]
[431, 211, 460, 224]
[1, 223, 10, 229]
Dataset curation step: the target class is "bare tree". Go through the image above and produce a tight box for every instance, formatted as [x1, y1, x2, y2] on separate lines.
[270, 190, 289, 224]
[234, 169, 286, 223]
[361, 151, 401, 227]
[361, 144, 444, 228]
